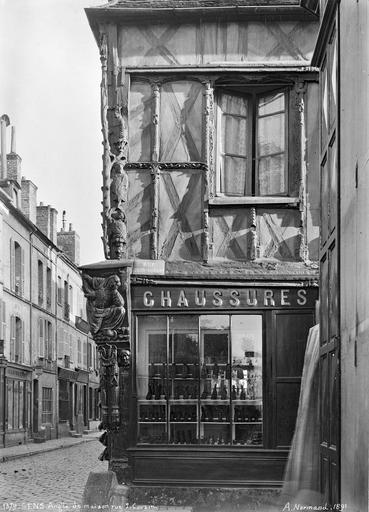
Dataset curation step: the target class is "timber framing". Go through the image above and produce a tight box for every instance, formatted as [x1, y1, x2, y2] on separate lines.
[85, 2, 318, 43]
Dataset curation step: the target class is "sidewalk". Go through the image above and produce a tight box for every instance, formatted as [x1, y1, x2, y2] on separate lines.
[0, 431, 101, 462]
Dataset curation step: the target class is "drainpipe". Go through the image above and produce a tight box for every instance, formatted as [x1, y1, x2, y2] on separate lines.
[29, 230, 35, 437]
[54, 250, 62, 437]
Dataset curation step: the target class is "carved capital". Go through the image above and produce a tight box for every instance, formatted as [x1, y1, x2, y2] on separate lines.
[82, 273, 127, 341]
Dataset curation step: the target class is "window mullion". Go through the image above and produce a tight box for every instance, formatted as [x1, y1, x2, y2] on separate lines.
[251, 93, 257, 196]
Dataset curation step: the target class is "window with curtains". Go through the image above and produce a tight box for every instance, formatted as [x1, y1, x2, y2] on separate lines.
[217, 88, 288, 197]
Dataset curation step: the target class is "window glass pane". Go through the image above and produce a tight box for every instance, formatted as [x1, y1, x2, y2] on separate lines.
[232, 316, 263, 446]
[257, 112, 285, 157]
[220, 156, 248, 196]
[258, 91, 285, 117]
[222, 115, 248, 156]
[329, 35, 337, 130]
[219, 93, 250, 196]
[258, 154, 286, 195]
[137, 316, 168, 444]
[160, 81, 203, 162]
[168, 316, 198, 444]
[200, 315, 231, 445]
[220, 94, 248, 117]
[321, 63, 328, 148]
[129, 81, 153, 162]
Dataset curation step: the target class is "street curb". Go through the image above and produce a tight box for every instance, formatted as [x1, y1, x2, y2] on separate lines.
[0, 436, 98, 463]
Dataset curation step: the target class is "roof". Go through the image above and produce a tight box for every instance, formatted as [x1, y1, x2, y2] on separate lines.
[97, 0, 301, 7]
[85, 0, 318, 33]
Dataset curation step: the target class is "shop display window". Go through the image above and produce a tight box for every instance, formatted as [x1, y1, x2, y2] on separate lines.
[136, 314, 263, 446]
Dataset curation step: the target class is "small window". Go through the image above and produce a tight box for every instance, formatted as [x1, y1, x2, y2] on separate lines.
[217, 87, 288, 197]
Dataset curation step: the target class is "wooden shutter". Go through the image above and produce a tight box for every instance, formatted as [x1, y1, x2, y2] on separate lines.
[21, 319, 25, 364]
[49, 323, 54, 360]
[10, 239, 15, 291]
[21, 247, 25, 296]
[57, 326, 63, 357]
[0, 300, 5, 341]
[10, 315, 15, 361]
[39, 318, 44, 358]
[44, 320, 49, 359]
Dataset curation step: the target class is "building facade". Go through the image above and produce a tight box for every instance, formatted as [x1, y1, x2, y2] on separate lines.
[83, 0, 320, 487]
[0, 117, 100, 447]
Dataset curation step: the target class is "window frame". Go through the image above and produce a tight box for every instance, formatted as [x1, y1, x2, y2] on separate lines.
[215, 85, 290, 199]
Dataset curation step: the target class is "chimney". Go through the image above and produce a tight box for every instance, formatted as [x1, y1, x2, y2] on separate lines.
[21, 177, 38, 224]
[36, 203, 51, 239]
[57, 215, 80, 265]
[49, 207, 58, 245]
[0, 114, 10, 179]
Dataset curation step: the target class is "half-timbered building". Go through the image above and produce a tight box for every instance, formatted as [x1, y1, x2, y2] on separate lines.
[83, 0, 320, 486]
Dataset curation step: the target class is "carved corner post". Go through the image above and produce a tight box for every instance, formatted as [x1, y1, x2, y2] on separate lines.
[99, 24, 129, 261]
[296, 80, 309, 263]
[81, 263, 132, 483]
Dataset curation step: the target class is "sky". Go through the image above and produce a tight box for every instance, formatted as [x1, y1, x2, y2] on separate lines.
[0, 0, 106, 264]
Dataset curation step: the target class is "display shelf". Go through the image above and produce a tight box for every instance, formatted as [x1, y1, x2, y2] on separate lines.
[199, 399, 229, 404]
[138, 399, 167, 404]
[234, 421, 263, 424]
[138, 421, 167, 424]
[231, 399, 262, 405]
[170, 421, 197, 424]
[169, 399, 198, 404]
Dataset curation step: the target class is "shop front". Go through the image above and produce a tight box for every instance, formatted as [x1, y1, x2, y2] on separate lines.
[129, 283, 318, 486]
[58, 367, 89, 436]
[2, 363, 32, 447]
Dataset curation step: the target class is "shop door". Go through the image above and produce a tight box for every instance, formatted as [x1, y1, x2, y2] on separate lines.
[69, 382, 74, 429]
[33, 380, 39, 433]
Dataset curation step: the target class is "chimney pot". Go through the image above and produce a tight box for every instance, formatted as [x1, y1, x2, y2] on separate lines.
[11, 126, 16, 153]
[69, 223, 73, 231]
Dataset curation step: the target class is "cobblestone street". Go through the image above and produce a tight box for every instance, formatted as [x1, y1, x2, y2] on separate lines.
[0, 438, 107, 510]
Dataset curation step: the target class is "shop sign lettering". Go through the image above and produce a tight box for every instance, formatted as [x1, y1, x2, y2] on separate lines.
[132, 287, 317, 310]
